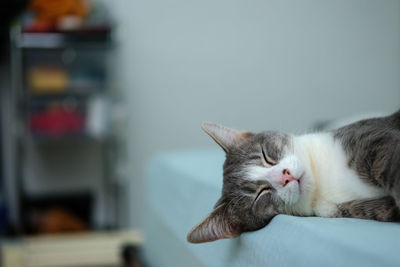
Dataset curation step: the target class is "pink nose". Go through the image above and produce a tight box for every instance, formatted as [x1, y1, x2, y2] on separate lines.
[281, 169, 295, 186]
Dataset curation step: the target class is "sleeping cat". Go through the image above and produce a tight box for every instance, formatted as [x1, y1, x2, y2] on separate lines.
[187, 110, 400, 243]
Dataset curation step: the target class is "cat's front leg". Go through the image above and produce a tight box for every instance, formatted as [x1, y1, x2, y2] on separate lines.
[335, 196, 400, 222]
[313, 200, 339, 218]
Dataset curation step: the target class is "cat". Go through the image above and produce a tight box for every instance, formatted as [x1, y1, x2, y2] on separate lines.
[187, 110, 400, 243]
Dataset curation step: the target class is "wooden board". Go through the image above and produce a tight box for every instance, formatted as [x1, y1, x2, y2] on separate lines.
[1, 230, 143, 267]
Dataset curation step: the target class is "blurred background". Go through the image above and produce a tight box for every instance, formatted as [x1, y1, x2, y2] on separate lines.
[0, 0, 399, 266]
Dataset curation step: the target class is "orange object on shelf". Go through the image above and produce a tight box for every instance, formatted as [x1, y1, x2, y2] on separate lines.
[34, 208, 88, 234]
[28, 66, 69, 93]
[30, 0, 90, 25]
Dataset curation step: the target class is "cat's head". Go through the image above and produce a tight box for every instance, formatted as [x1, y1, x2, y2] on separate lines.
[187, 123, 305, 243]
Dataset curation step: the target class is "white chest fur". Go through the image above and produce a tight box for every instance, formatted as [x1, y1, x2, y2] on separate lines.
[293, 133, 387, 217]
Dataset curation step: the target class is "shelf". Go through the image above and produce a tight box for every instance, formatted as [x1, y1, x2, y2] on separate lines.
[28, 134, 108, 144]
[27, 87, 104, 98]
[15, 30, 112, 49]
[29, 134, 96, 143]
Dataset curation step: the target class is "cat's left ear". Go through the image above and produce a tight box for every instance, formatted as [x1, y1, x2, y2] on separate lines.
[202, 122, 253, 152]
[187, 204, 242, 243]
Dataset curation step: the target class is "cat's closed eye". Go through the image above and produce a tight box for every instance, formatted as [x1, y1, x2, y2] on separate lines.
[254, 185, 272, 203]
[261, 145, 276, 166]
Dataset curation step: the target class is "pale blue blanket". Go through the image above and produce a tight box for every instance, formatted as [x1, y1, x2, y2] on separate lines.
[142, 148, 400, 267]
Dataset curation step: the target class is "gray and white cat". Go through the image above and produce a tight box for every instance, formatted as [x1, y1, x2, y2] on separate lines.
[187, 110, 400, 243]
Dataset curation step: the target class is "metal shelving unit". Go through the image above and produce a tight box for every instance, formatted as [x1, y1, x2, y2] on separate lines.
[4, 25, 119, 234]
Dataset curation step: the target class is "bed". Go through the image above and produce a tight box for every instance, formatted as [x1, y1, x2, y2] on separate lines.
[142, 148, 400, 267]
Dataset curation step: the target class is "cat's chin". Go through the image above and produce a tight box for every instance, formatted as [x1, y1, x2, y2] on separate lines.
[278, 181, 300, 205]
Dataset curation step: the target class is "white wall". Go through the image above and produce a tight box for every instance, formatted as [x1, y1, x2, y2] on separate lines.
[108, 0, 400, 227]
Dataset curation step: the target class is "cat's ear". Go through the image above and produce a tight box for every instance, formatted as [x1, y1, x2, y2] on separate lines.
[187, 204, 242, 243]
[201, 122, 253, 152]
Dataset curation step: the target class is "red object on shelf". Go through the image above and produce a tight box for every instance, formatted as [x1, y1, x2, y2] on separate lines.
[29, 106, 85, 136]
[23, 21, 54, 33]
